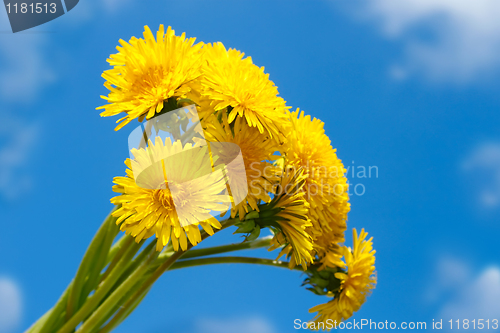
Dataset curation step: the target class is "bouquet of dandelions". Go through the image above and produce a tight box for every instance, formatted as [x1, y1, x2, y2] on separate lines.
[26, 25, 376, 333]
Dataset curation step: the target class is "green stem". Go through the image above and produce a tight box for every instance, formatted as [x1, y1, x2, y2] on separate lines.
[88, 240, 159, 332]
[169, 256, 296, 270]
[105, 233, 129, 265]
[29, 208, 124, 333]
[180, 120, 201, 145]
[79, 216, 120, 309]
[98, 250, 186, 333]
[65, 209, 116, 321]
[55, 238, 144, 333]
[75, 244, 159, 332]
[100, 236, 134, 283]
[170, 235, 273, 260]
[98, 218, 238, 332]
[35, 281, 73, 333]
[98, 284, 151, 333]
[24, 305, 53, 333]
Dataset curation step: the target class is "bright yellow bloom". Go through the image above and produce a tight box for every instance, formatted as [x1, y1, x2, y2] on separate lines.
[98, 25, 203, 130]
[309, 229, 377, 324]
[268, 167, 314, 270]
[111, 137, 231, 251]
[203, 113, 280, 219]
[284, 109, 350, 267]
[199, 42, 289, 141]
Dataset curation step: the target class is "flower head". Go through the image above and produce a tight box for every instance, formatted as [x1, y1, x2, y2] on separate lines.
[199, 42, 289, 141]
[111, 137, 231, 251]
[98, 25, 203, 130]
[203, 113, 280, 219]
[267, 167, 314, 270]
[308, 229, 377, 325]
[284, 109, 350, 267]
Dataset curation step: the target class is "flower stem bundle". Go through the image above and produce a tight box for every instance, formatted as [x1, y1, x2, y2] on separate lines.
[26, 25, 377, 333]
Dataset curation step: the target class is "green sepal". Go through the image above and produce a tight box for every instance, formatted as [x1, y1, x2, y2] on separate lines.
[244, 211, 260, 220]
[309, 276, 330, 288]
[303, 264, 344, 298]
[233, 220, 255, 234]
[176, 98, 198, 107]
[245, 225, 261, 242]
[306, 286, 328, 296]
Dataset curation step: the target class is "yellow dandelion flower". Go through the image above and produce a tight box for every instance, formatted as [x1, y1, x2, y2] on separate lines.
[184, 79, 216, 121]
[315, 231, 347, 270]
[204, 113, 280, 219]
[309, 229, 377, 324]
[316, 238, 346, 270]
[267, 167, 314, 270]
[200, 42, 289, 141]
[111, 136, 231, 251]
[284, 109, 350, 266]
[98, 25, 203, 131]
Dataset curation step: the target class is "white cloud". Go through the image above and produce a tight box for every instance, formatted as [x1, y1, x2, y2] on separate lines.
[462, 143, 500, 209]
[439, 267, 500, 329]
[193, 317, 276, 333]
[436, 256, 471, 289]
[0, 277, 22, 333]
[352, 0, 500, 83]
[0, 0, 128, 99]
[0, 0, 134, 100]
[388, 65, 408, 81]
[61, 0, 127, 24]
[0, 9, 55, 101]
[102, 0, 133, 13]
[0, 115, 40, 199]
[425, 256, 472, 303]
[429, 257, 500, 330]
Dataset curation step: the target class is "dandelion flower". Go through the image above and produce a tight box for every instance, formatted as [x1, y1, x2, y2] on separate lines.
[111, 137, 231, 251]
[284, 109, 350, 266]
[204, 113, 280, 219]
[200, 42, 289, 141]
[309, 229, 377, 324]
[267, 167, 314, 270]
[98, 25, 203, 130]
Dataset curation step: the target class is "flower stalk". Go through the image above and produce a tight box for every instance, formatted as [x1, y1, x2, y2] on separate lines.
[26, 210, 245, 333]
[170, 256, 296, 271]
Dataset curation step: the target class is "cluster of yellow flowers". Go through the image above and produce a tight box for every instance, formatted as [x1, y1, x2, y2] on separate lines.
[98, 25, 376, 326]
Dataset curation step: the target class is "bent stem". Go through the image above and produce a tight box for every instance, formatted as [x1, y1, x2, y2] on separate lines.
[170, 256, 297, 270]
[157, 235, 273, 261]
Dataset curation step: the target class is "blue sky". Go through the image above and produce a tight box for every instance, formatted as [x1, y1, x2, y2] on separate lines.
[1, 0, 500, 332]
